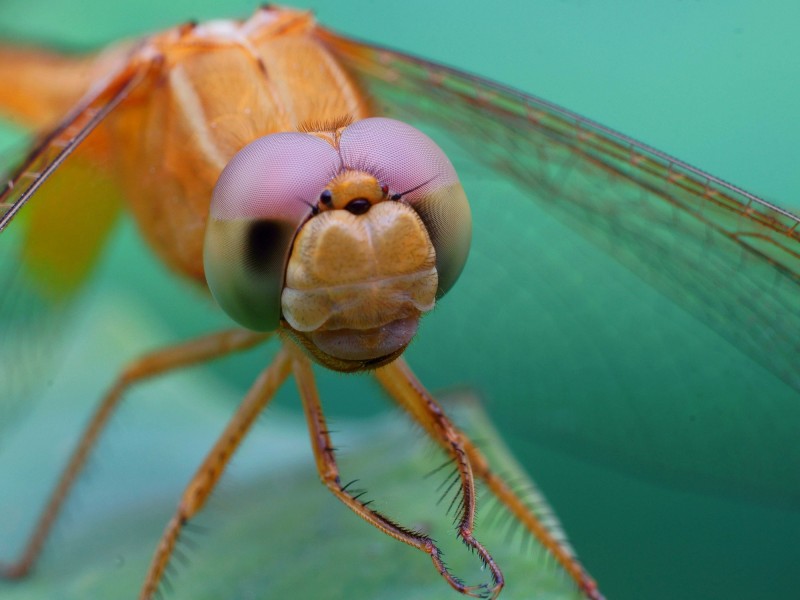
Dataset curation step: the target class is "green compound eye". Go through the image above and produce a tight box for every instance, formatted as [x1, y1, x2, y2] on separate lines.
[203, 133, 341, 331]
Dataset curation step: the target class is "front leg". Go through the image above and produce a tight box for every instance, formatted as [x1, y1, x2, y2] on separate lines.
[290, 348, 503, 599]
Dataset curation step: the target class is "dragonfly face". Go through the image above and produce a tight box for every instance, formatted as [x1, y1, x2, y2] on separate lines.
[204, 117, 471, 371]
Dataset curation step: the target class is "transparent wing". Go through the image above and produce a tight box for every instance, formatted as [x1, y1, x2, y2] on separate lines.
[319, 29, 800, 504]
[0, 48, 154, 441]
[321, 31, 799, 392]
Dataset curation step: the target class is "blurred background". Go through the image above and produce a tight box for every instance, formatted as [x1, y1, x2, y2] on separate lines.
[0, 1, 798, 599]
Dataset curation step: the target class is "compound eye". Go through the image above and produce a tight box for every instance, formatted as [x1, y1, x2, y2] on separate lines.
[339, 118, 471, 297]
[204, 133, 341, 331]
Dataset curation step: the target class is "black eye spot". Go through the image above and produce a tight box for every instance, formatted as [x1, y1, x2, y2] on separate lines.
[345, 198, 371, 215]
[320, 190, 333, 206]
[245, 219, 289, 274]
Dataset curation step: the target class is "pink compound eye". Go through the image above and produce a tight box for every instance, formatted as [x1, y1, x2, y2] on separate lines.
[204, 133, 341, 331]
[340, 118, 471, 297]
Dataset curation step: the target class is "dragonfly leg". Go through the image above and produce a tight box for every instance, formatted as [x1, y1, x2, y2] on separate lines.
[290, 348, 502, 600]
[138, 343, 291, 600]
[374, 357, 604, 600]
[0, 328, 270, 580]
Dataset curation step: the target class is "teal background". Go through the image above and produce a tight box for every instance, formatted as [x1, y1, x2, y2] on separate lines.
[0, 2, 798, 600]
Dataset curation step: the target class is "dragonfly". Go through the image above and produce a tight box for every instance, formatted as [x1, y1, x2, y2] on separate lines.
[0, 7, 604, 600]
[0, 4, 798, 600]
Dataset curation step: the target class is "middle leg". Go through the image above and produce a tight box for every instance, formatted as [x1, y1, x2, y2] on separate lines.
[374, 357, 603, 600]
[139, 345, 293, 600]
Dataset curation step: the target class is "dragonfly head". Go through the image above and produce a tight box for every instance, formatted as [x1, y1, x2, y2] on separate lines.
[204, 118, 471, 372]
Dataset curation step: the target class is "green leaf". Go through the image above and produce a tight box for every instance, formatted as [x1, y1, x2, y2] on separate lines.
[0, 289, 588, 599]
[1, 370, 587, 599]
